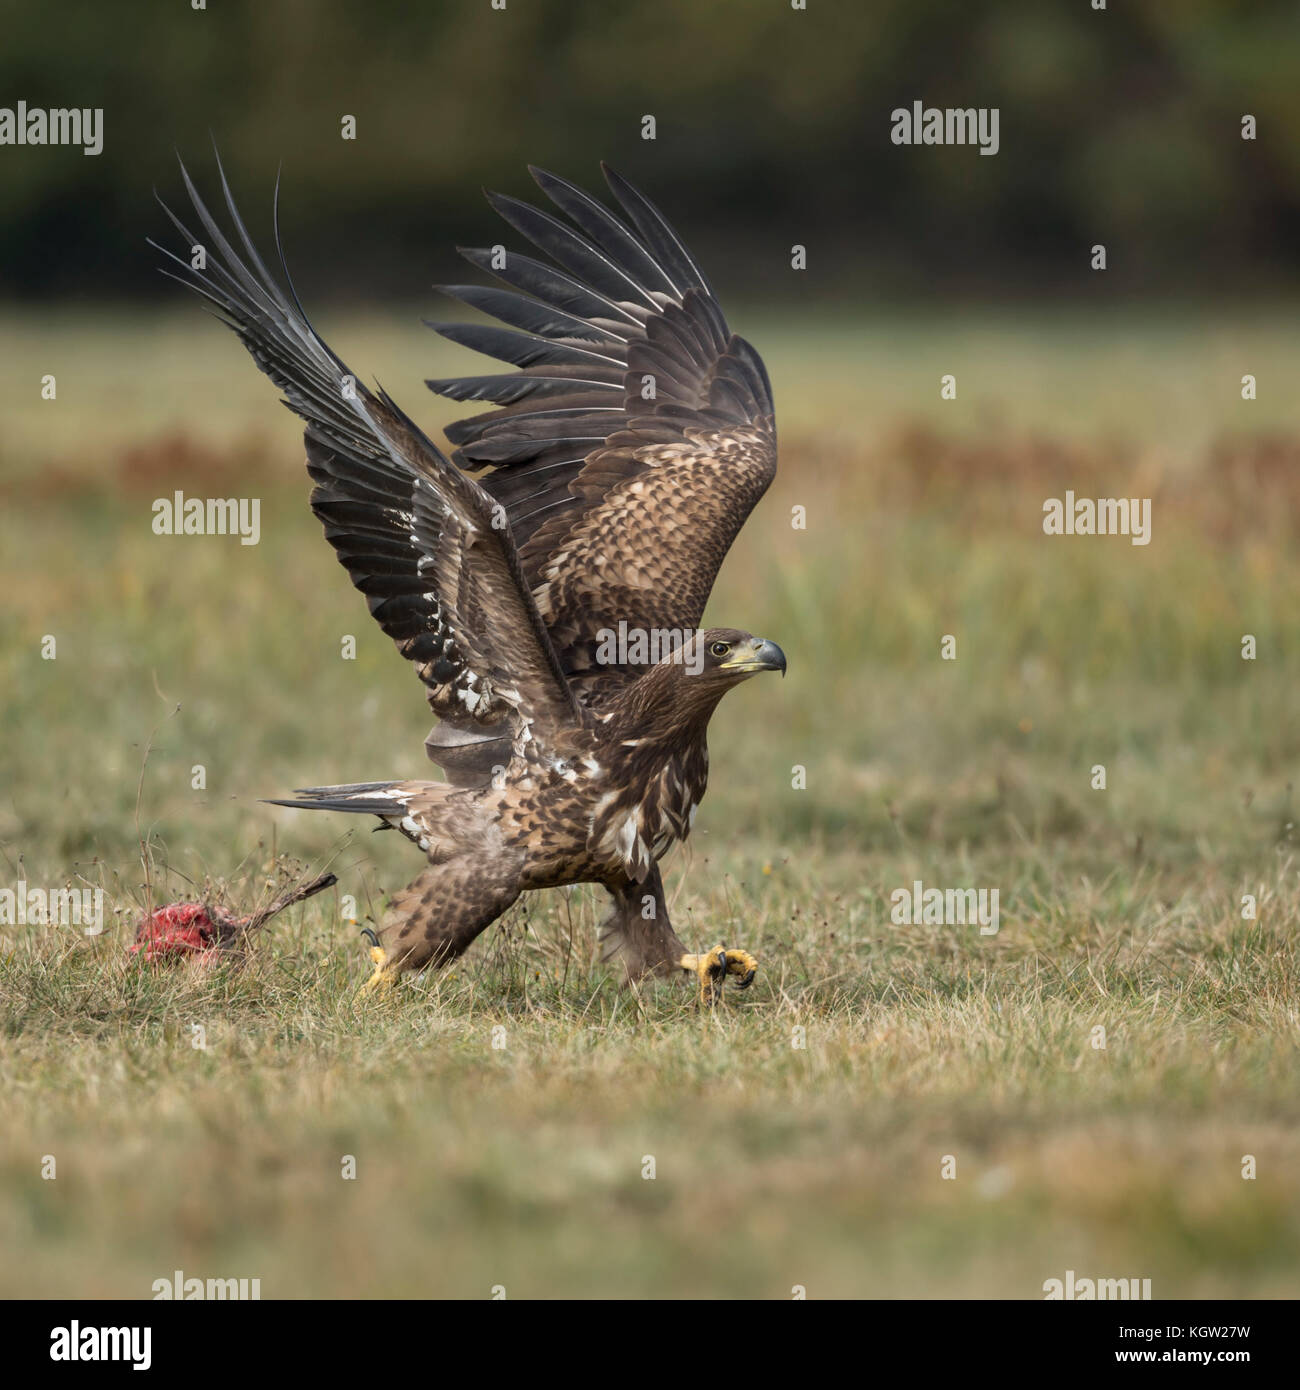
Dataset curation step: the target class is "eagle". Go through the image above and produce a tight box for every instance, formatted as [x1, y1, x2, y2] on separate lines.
[155, 157, 784, 1002]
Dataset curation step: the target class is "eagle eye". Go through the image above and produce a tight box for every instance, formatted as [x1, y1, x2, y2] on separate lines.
[709, 641, 731, 659]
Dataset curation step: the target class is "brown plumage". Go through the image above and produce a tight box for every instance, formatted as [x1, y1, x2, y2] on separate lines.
[155, 156, 783, 999]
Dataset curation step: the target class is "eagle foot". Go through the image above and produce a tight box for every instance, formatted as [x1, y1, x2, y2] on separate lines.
[679, 945, 758, 1005]
[358, 930, 398, 996]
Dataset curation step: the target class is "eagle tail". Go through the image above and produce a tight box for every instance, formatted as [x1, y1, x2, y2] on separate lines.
[263, 782, 409, 817]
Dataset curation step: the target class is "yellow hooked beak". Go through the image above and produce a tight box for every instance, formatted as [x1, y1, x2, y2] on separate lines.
[718, 637, 787, 675]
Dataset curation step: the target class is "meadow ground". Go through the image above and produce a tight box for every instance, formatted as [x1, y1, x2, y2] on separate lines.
[1, 304, 1298, 1298]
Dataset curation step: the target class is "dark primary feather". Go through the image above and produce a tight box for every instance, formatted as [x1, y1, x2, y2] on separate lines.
[436, 284, 620, 343]
[453, 245, 642, 326]
[527, 166, 681, 297]
[264, 781, 406, 817]
[426, 162, 777, 693]
[152, 154, 580, 762]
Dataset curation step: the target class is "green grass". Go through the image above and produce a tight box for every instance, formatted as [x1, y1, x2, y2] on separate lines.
[1, 306, 1299, 1298]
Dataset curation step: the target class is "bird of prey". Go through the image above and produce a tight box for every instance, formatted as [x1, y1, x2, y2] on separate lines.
[155, 157, 784, 1002]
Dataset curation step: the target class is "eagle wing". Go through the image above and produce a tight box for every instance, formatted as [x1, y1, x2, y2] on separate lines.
[427, 164, 777, 694]
[154, 158, 581, 770]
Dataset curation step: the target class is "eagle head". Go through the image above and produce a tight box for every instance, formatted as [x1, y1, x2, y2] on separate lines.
[691, 627, 787, 683]
[599, 627, 787, 742]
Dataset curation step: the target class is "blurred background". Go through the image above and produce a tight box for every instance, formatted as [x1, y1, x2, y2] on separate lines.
[2, 0, 1299, 301]
[2, 0, 1299, 1300]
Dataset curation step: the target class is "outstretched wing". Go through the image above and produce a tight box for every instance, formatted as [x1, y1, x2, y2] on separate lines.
[153, 157, 581, 774]
[426, 164, 776, 694]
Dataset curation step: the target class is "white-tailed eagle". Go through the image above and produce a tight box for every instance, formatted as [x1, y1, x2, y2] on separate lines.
[155, 158, 783, 1001]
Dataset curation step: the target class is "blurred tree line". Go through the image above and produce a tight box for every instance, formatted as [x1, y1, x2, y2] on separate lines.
[1, 0, 1297, 301]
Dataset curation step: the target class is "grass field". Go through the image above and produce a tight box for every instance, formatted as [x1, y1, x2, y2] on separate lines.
[2, 304, 1299, 1298]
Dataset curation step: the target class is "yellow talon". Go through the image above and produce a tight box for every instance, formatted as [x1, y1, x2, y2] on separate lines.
[723, 948, 759, 990]
[359, 936, 398, 995]
[679, 944, 758, 1005]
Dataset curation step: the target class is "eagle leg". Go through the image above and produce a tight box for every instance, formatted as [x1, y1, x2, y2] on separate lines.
[599, 869, 760, 1003]
[356, 859, 524, 994]
[598, 865, 687, 983]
